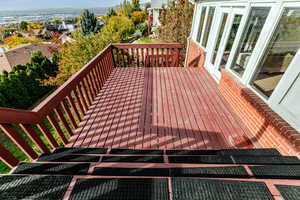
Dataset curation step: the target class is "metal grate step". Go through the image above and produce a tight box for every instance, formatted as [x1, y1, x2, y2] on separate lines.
[101, 156, 164, 163]
[171, 178, 274, 200]
[0, 175, 72, 200]
[69, 178, 169, 200]
[12, 163, 90, 175]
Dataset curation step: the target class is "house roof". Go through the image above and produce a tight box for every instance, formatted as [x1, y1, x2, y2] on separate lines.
[0, 43, 53, 73]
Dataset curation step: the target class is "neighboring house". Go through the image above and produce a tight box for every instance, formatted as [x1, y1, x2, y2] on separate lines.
[19, 29, 43, 38]
[149, 0, 173, 27]
[0, 43, 53, 73]
[186, 0, 300, 144]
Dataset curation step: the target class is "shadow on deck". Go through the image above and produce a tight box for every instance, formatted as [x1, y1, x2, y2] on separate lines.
[68, 67, 257, 150]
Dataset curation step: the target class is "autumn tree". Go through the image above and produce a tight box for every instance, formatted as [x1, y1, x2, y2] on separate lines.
[131, 11, 147, 25]
[80, 9, 100, 35]
[132, 0, 140, 11]
[158, 0, 194, 49]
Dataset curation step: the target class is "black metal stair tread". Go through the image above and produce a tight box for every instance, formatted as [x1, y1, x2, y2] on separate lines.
[110, 149, 164, 155]
[166, 150, 218, 155]
[53, 147, 107, 154]
[250, 165, 300, 179]
[172, 178, 274, 200]
[101, 156, 164, 163]
[275, 185, 300, 200]
[168, 156, 234, 164]
[234, 156, 300, 165]
[38, 153, 100, 162]
[12, 162, 90, 175]
[92, 167, 169, 176]
[0, 175, 72, 200]
[219, 148, 281, 156]
[69, 178, 169, 200]
[170, 166, 249, 178]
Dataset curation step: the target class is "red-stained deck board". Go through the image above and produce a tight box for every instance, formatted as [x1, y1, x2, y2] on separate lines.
[67, 67, 259, 150]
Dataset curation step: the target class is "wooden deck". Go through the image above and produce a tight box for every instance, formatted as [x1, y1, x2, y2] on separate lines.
[68, 67, 258, 150]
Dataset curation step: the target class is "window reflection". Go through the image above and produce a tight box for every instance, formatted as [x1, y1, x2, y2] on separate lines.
[220, 14, 243, 69]
[196, 7, 206, 43]
[231, 7, 270, 76]
[202, 7, 215, 48]
[251, 7, 300, 98]
[211, 13, 228, 65]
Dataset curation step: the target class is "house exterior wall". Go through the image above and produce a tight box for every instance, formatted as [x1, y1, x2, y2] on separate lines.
[219, 69, 300, 156]
[186, 39, 206, 68]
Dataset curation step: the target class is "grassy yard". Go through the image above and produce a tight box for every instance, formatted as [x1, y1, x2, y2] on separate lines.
[0, 114, 72, 174]
[135, 37, 162, 44]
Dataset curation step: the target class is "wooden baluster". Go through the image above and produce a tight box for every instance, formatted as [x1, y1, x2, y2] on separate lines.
[92, 66, 101, 91]
[145, 48, 149, 67]
[61, 99, 77, 129]
[74, 88, 86, 114]
[37, 121, 59, 149]
[47, 113, 68, 145]
[20, 124, 49, 153]
[156, 48, 160, 67]
[167, 48, 170, 67]
[67, 94, 82, 122]
[95, 63, 103, 89]
[0, 124, 38, 159]
[90, 69, 100, 92]
[141, 48, 145, 67]
[54, 106, 73, 137]
[87, 73, 96, 99]
[171, 48, 176, 66]
[175, 48, 180, 67]
[131, 48, 135, 67]
[126, 49, 130, 67]
[80, 80, 92, 107]
[151, 48, 154, 67]
[136, 48, 140, 67]
[0, 144, 19, 168]
[115, 49, 119, 67]
[121, 49, 126, 67]
[98, 59, 106, 87]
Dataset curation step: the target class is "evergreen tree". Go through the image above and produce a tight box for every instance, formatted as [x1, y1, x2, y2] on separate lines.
[80, 9, 100, 35]
[19, 21, 28, 31]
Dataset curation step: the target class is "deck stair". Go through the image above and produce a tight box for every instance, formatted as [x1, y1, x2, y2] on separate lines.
[1, 148, 300, 199]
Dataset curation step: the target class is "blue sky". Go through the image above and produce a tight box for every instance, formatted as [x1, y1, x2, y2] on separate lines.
[0, 0, 150, 11]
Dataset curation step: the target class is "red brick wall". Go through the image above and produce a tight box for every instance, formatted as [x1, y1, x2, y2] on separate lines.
[219, 69, 300, 157]
[186, 39, 206, 68]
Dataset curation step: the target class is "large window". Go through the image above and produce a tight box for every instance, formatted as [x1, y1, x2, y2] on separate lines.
[196, 7, 207, 43]
[230, 7, 271, 76]
[251, 7, 300, 98]
[220, 14, 243, 69]
[202, 7, 215, 48]
[211, 13, 228, 65]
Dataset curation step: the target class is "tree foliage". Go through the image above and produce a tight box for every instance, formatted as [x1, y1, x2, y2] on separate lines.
[158, 0, 194, 48]
[0, 51, 58, 109]
[107, 8, 117, 17]
[132, 0, 140, 10]
[4, 35, 42, 48]
[19, 21, 28, 31]
[53, 16, 135, 85]
[131, 11, 147, 25]
[100, 16, 135, 43]
[119, 0, 133, 17]
[27, 23, 43, 30]
[80, 9, 100, 35]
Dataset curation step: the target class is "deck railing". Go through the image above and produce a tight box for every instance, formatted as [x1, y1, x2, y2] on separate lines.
[0, 43, 184, 170]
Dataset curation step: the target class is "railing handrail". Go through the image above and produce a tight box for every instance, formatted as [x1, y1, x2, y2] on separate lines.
[112, 43, 183, 49]
[33, 45, 113, 117]
[0, 108, 40, 124]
